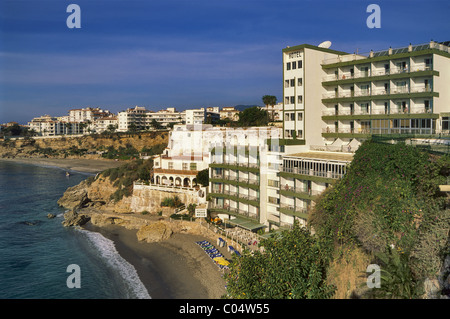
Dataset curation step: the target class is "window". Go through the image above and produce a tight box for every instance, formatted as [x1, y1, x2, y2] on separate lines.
[297, 130, 303, 139]
[285, 113, 290, 121]
[168, 162, 173, 170]
[290, 96, 295, 104]
[298, 60, 302, 68]
[290, 113, 295, 121]
[443, 117, 449, 130]
[425, 100, 431, 113]
[298, 78, 303, 86]
[297, 95, 303, 104]
[182, 163, 188, 170]
[292, 61, 297, 70]
[285, 130, 291, 137]
[190, 163, 197, 170]
[286, 62, 291, 71]
[285, 97, 289, 104]
[297, 112, 303, 121]
[285, 80, 289, 88]
[290, 79, 295, 87]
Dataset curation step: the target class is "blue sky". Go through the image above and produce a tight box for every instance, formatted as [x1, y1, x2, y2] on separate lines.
[0, 0, 449, 124]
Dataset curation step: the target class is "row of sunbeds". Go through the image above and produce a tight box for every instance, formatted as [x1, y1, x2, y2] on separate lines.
[195, 240, 230, 270]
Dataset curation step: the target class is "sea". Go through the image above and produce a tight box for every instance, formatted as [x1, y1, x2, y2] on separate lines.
[0, 160, 150, 299]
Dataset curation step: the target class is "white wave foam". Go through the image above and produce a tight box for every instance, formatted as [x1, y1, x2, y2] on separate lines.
[76, 228, 151, 299]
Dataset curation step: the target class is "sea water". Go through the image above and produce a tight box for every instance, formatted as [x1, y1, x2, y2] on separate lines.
[0, 161, 150, 299]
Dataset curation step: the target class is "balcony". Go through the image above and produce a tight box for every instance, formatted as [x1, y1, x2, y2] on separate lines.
[280, 185, 322, 197]
[279, 204, 308, 219]
[322, 85, 436, 102]
[282, 166, 344, 180]
[209, 204, 258, 220]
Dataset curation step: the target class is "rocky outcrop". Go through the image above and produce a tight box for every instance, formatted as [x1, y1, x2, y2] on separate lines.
[57, 180, 90, 210]
[136, 222, 173, 243]
[58, 175, 132, 213]
[62, 210, 91, 227]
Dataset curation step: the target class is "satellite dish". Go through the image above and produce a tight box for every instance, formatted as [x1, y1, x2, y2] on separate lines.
[318, 41, 332, 49]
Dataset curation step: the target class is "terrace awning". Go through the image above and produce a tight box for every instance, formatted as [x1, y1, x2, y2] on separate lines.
[224, 216, 266, 231]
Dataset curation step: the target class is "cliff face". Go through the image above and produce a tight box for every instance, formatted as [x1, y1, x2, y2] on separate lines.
[58, 175, 132, 213]
[0, 131, 168, 159]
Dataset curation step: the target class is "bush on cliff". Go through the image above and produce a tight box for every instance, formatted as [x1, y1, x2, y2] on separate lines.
[309, 140, 449, 298]
[101, 159, 153, 202]
[224, 221, 335, 299]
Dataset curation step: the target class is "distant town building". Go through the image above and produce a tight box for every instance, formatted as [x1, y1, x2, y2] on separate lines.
[220, 107, 240, 121]
[68, 107, 113, 123]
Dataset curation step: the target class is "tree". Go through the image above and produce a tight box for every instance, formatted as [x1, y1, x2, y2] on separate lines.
[107, 124, 117, 133]
[237, 106, 268, 127]
[224, 222, 335, 299]
[151, 119, 163, 130]
[262, 95, 277, 121]
[195, 169, 209, 187]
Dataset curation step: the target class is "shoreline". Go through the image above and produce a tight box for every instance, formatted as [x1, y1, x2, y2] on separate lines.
[84, 223, 228, 299]
[0, 157, 125, 174]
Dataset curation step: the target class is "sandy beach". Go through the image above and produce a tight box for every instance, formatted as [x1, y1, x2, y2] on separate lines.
[85, 223, 228, 299]
[0, 157, 125, 174]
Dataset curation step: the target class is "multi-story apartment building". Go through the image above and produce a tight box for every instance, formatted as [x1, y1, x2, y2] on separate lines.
[185, 108, 207, 125]
[148, 107, 185, 127]
[282, 40, 450, 150]
[92, 116, 118, 133]
[208, 127, 284, 231]
[28, 115, 88, 136]
[117, 106, 209, 132]
[220, 107, 240, 121]
[320, 41, 450, 145]
[68, 107, 112, 123]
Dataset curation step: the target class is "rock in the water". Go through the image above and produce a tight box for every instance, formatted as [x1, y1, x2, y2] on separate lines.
[47, 213, 56, 219]
[136, 222, 173, 243]
[62, 210, 90, 227]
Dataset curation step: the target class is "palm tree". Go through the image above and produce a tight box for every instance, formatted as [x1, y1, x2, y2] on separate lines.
[371, 247, 423, 299]
[262, 95, 277, 121]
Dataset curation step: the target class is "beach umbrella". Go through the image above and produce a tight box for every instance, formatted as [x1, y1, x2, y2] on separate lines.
[213, 257, 230, 266]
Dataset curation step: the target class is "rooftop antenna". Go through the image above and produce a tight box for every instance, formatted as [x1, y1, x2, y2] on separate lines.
[318, 40, 332, 49]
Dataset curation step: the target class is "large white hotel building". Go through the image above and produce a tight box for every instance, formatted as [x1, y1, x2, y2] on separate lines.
[136, 40, 449, 233]
[206, 40, 450, 232]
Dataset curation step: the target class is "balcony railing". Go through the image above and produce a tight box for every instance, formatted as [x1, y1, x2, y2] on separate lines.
[282, 166, 344, 179]
[280, 185, 322, 196]
[323, 86, 434, 99]
[322, 41, 450, 65]
[322, 65, 434, 82]
[279, 203, 308, 215]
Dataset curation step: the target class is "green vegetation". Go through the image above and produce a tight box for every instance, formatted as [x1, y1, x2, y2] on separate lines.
[0, 124, 36, 138]
[224, 221, 335, 299]
[224, 140, 450, 299]
[262, 95, 277, 121]
[101, 159, 153, 202]
[160, 196, 184, 208]
[236, 106, 269, 127]
[195, 169, 209, 187]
